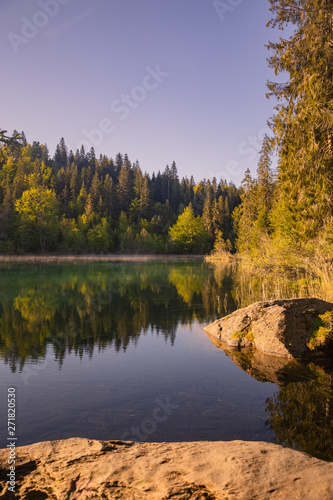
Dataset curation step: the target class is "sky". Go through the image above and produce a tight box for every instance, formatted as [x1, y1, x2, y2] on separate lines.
[0, 0, 282, 185]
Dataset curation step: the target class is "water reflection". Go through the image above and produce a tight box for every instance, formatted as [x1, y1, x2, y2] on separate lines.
[207, 334, 333, 461]
[0, 262, 236, 371]
[266, 363, 333, 461]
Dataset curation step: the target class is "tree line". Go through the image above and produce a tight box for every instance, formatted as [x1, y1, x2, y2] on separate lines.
[0, 130, 241, 254]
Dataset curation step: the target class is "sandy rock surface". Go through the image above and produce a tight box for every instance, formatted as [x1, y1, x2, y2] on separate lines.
[204, 298, 333, 358]
[1, 437, 333, 499]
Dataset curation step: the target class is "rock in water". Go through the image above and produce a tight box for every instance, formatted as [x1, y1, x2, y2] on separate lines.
[203, 298, 333, 358]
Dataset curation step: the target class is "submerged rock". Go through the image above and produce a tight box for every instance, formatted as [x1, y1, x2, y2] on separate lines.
[204, 298, 333, 358]
[1, 437, 333, 499]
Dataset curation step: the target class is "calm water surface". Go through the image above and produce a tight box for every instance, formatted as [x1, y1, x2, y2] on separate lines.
[0, 260, 332, 460]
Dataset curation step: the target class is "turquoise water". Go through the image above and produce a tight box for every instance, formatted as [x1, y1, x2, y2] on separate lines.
[0, 261, 332, 460]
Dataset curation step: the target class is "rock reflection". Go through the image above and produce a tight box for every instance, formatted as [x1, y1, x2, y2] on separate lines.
[206, 333, 333, 461]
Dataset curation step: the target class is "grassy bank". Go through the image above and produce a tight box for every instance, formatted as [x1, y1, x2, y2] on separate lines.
[205, 246, 333, 307]
[204, 249, 237, 265]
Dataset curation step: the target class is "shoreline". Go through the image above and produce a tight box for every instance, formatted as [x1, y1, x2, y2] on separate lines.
[0, 254, 204, 263]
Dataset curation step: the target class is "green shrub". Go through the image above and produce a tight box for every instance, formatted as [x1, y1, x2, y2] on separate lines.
[308, 311, 333, 350]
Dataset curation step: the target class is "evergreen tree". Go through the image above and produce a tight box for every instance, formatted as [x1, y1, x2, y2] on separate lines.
[211, 197, 223, 235]
[114, 153, 123, 178]
[233, 169, 258, 253]
[90, 171, 101, 210]
[117, 155, 134, 213]
[84, 193, 94, 222]
[0, 184, 16, 249]
[104, 174, 116, 220]
[133, 165, 151, 219]
[76, 181, 88, 215]
[202, 193, 214, 239]
[20, 131, 27, 147]
[267, 0, 333, 240]
[256, 134, 275, 230]
[141, 174, 151, 219]
[162, 165, 171, 202]
[69, 165, 80, 202]
[54, 137, 68, 168]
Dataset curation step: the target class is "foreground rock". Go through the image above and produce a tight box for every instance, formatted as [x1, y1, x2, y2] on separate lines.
[1, 438, 333, 499]
[204, 298, 333, 358]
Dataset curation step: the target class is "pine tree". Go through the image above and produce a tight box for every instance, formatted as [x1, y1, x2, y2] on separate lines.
[211, 197, 223, 235]
[223, 196, 231, 239]
[41, 144, 49, 164]
[114, 153, 123, 178]
[233, 169, 258, 253]
[117, 155, 134, 213]
[97, 195, 104, 217]
[20, 131, 27, 147]
[54, 137, 68, 168]
[267, 0, 333, 240]
[84, 193, 94, 221]
[90, 171, 101, 210]
[202, 193, 213, 238]
[162, 164, 171, 202]
[0, 184, 15, 245]
[69, 165, 80, 202]
[104, 174, 116, 220]
[134, 172, 151, 219]
[141, 174, 151, 218]
[76, 181, 88, 215]
[256, 134, 275, 230]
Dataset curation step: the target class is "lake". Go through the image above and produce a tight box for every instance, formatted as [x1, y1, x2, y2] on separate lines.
[0, 260, 332, 461]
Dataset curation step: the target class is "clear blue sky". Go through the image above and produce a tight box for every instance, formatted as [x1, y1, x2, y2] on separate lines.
[0, 0, 280, 185]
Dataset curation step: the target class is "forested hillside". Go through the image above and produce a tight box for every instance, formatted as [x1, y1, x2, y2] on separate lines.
[0, 130, 240, 254]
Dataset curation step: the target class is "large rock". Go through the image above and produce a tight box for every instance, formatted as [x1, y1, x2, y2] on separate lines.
[204, 298, 333, 358]
[1, 438, 333, 499]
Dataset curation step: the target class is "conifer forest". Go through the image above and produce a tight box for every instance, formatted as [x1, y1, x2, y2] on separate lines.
[0, 131, 241, 254]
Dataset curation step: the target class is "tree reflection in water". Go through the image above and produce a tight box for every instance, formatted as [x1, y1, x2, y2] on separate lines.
[265, 363, 333, 461]
[2, 261, 333, 459]
[207, 335, 333, 462]
[0, 262, 236, 371]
